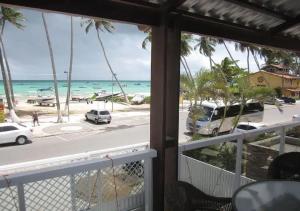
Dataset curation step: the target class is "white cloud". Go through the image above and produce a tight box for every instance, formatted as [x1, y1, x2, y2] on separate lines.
[0, 7, 265, 82]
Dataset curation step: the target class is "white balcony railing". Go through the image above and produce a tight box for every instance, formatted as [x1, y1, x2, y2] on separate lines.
[179, 120, 300, 197]
[0, 143, 149, 175]
[1, 120, 300, 211]
[0, 149, 156, 211]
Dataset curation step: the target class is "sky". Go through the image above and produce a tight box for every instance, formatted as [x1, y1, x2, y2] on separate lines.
[1, 7, 265, 81]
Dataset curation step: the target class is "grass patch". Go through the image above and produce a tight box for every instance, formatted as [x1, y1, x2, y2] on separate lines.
[144, 96, 151, 104]
[109, 96, 133, 103]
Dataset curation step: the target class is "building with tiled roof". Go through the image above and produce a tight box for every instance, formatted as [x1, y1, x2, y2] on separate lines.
[249, 71, 300, 97]
[261, 64, 290, 74]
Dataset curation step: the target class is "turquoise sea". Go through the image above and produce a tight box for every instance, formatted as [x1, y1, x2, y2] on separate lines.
[0, 80, 151, 100]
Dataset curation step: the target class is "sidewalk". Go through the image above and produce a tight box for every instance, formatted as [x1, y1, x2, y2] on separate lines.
[20, 110, 151, 138]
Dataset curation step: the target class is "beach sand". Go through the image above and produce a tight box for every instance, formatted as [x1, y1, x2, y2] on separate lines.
[4, 98, 150, 119]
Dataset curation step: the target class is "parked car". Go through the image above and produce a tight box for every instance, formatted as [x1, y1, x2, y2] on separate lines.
[265, 98, 284, 105]
[279, 97, 296, 104]
[131, 94, 145, 105]
[85, 109, 111, 124]
[233, 122, 266, 133]
[293, 114, 300, 121]
[0, 123, 33, 145]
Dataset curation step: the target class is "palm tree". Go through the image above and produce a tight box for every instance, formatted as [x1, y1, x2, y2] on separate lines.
[0, 7, 25, 106]
[212, 57, 242, 85]
[82, 18, 129, 103]
[194, 36, 217, 70]
[230, 74, 274, 132]
[181, 69, 214, 134]
[42, 13, 62, 123]
[141, 29, 194, 81]
[235, 42, 264, 72]
[181, 33, 194, 80]
[234, 42, 250, 72]
[249, 46, 262, 71]
[209, 69, 232, 135]
[0, 46, 19, 122]
[220, 39, 240, 69]
[0, 7, 24, 122]
[141, 29, 151, 50]
[64, 16, 73, 118]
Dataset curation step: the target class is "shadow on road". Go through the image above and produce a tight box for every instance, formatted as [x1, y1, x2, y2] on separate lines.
[84, 119, 110, 125]
[0, 140, 32, 148]
[104, 124, 136, 132]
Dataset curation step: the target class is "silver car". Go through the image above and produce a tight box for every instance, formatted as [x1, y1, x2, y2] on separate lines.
[85, 109, 111, 124]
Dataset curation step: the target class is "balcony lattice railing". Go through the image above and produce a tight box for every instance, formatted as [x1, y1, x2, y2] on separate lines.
[1, 120, 300, 211]
[0, 143, 149, 175]
[179, 120, 300, 197]
[0, 149, 156, 211]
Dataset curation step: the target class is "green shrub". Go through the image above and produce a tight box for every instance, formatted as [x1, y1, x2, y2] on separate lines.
[144, 96, 151, 104]
[109, 96, 133, 103]
[274, 87, 282, 98]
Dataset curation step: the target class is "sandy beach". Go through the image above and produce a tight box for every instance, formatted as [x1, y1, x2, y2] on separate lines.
[3, 97, 150, 120]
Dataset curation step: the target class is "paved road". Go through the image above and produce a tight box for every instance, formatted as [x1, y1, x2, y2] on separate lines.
[0, 104, 299, 166]
[0, 111, 188, 165]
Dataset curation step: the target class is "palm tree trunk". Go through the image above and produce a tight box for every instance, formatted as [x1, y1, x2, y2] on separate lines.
[217, 99, 229, 135]
[251, 51, 260, 71]
[1, 21, 15, 107]
[247, 47, 250, 73]
[182, 56, 193, 79]
[231, 101, 245, 133]
[0, 46, 19, 122]
[222, 41, 240, 68]
[42, 13, 62, 123]
[96, 30, 129, 103]
[209, 56, 213, 71]
[211, 57, 217, 66]
[180, 57, 193, 81]
[64, 16, 73, 116]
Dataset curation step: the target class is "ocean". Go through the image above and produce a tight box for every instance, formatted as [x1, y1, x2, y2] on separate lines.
[0, 80, 151, 100]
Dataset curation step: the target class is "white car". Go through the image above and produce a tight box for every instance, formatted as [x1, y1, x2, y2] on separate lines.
[275, 98, 284, 105]
[234, 122, 266, 133]
[85, 109, 111, 124]
[0, 123, 33, 145]
[293, 114, 300, 121]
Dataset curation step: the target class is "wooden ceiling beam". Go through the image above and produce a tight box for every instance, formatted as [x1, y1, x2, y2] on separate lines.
[1, 0, 300, 52]
[162, 0, 187, 11]
[180, 13, 300, 52]
[271, 15, 300, 33]
[223, 0, 291, 20]
[0, 0, 160, 26]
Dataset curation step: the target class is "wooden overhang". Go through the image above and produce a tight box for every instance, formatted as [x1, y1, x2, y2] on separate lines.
[2, 1, 300, 211]
[1, 0, 300, 52]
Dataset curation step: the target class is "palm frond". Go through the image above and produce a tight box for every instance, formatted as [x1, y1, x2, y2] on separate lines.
[142, 32, 151, 49]
[81, 18, 115, 34]
[1, 6, 25, 29]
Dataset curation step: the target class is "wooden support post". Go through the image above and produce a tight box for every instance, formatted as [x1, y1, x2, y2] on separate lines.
[150, 14, 181, 211]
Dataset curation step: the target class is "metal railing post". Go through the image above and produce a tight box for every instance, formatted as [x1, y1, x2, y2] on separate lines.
[177, 149, 182, 180]
[96, 170, 103, 210]
[144, 158, 153, 211]
[234, 136, 243, 191]
[279, 127, 286, 154]
[17, 183, 26, 211]
[70, 174, 76, 211]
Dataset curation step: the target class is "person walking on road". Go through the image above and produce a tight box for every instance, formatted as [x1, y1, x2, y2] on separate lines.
[32, 111, 40, 127]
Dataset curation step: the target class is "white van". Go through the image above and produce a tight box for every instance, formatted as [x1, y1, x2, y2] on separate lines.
[186, 101, 264, 136]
